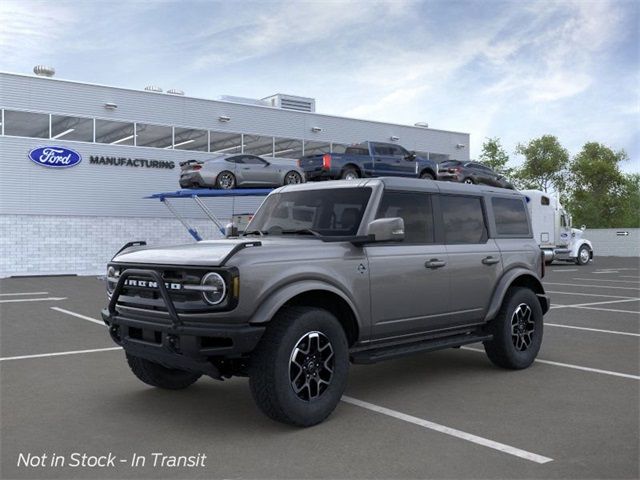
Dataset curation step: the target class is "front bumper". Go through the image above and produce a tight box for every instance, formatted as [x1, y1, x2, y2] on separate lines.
[103, 268, 264, 376]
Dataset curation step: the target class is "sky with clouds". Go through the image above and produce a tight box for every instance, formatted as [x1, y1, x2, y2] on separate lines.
[1, 0, 638, 172]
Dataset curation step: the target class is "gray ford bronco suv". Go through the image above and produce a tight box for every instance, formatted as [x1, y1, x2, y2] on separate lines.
[102, 177, 549, 426]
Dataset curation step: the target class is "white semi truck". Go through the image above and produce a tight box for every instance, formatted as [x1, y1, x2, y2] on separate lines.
[521, 190, 594, 266]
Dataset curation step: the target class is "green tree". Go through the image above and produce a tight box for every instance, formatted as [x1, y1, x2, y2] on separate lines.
[479, 137, 512, 176]
[566, 142, 636, 228]
[514, 135, 569, 192]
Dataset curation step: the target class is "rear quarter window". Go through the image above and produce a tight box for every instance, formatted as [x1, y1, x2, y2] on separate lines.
[492, 197, 531, 236]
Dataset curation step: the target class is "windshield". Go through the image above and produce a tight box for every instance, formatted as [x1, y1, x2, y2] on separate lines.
[246, 187, 372, 237]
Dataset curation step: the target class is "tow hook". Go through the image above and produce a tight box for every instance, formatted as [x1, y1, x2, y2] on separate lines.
[167, 334, 180, 353]
[109, 325, 121, 343]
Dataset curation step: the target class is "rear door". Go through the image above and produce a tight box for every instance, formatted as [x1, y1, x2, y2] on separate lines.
[366, 189, 451, 341]
[371, 143, 397, 177]
[440, 194, 502, 326]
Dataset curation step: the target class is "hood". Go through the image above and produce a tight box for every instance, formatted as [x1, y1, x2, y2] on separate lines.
[571, 227, 585, 240]
[112, 237, 320, 267]
[113, 239, 254, 267]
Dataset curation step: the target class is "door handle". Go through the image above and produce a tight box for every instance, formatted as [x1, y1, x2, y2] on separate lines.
[425, 259, 446, 269]
[482, 256, 500, 265]
[242, 167, 250, 170]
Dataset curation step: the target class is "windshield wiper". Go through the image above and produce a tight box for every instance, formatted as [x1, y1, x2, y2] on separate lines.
[280, 228, 323, 238]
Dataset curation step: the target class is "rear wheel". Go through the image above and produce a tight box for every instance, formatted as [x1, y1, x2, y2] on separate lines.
[576, 245, 590, 265]
[249, 307, 349, 427]
[483, 287, 543, 369]
[284, 171, 303, 185]
[463, 177, 475, 184]
[341, 167, 359, 180]
[420, 171, 435, 180]
[126, 354, 201, 390]
[216, 171, 236, 189]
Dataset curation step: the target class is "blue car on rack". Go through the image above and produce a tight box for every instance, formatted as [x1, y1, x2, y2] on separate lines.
[298, 141, 438, 182]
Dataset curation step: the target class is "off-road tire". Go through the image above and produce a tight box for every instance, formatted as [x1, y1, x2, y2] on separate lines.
[341, 167, 359, 180]
[249, 307, 349, 427]
[483, 287, 543, 370]
[420, 171, 435, 180]
[126, 354, 201, 390]
[576, 245, 590, 266]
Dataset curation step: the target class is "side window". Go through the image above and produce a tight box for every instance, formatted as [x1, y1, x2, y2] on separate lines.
[441, 195, 487, 244]
[242, 155, 267, 165]
[390, 145, 407, 157]
[225, 156, 243, 164]
[492, 197, 530, 236]
[373, 144, 392, 156]
[375, 191, 434, 244]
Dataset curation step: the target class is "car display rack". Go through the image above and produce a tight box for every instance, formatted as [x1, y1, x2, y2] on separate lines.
[146, 188, 273, 241]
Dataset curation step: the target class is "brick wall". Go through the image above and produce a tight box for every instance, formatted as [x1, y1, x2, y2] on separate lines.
[586, 228, 640, 257]
[0, 215, 224, 277]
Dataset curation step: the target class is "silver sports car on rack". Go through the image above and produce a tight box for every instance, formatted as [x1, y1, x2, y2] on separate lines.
[179, 154, 306, 189]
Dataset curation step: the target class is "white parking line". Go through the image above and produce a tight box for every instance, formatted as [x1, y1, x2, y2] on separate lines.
[551, 269, 578, 272]
[544, 282, 640, 291]
[341, 396, 553, 464]
[461, 347, 640, 380]
[572, 278, 640, 285]
[570, 306, 639, 315]
[621, 275, 640, 279]
[546, 290, 637, 299]
[550, 298, 639, 309]
[51, 307, 105, 326]
[0, 291, 49, 296]
[593, 271, 620, 274]
[0, 297, 67, 304]
[546, 323, 640, 337]
[0, 347, 122, 362]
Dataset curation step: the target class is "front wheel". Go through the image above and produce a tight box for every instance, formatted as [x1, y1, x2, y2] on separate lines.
[216, 171, 236, 189]
[463, 177, 475, 184]
[576, 245, 591, 265]
[483, 287, 543, 370]
[126, 354, 201, 390]
[420, 171, 435, 180]
[249, 307, 349, 427]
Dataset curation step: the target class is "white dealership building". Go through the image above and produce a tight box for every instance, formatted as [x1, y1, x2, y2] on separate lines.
[0, 69, 470, 277]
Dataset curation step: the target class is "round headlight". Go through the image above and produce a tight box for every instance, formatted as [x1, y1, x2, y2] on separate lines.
[201, 272, 226, 305]
[106, 266, 120, 295]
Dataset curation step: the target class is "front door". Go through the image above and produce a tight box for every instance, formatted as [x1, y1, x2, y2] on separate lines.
[366, 190, 451, 341]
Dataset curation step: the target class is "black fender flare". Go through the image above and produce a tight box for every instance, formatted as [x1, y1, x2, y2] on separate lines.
[484, 268, 549, 321]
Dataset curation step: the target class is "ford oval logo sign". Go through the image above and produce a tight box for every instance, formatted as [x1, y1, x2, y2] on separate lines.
[28, 146, 82, 168]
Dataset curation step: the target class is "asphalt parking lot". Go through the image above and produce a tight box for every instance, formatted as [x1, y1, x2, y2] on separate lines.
[1, 257, 638, 479]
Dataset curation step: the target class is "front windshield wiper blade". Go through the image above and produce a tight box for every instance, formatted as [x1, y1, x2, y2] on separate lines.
[280, 228, 323, 238]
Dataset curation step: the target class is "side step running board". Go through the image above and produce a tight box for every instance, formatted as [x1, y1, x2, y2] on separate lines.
[350, 333, 492, 364]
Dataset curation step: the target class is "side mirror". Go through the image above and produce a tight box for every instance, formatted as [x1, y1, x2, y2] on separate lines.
[225, 223, 239, 238]
[365, 217, 405, 242]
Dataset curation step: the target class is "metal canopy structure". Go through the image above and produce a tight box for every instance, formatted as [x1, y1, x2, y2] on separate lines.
[146, 188, 273, 241]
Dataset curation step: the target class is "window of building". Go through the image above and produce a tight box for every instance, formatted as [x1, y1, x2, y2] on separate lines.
[303, 141, 330, 156]
[210, 131, 243, 154]
[4, 110, 49, 138]
[492, 197, 530, 236]
[441, 195, 487, 244]
[273, 137, 303, 158]
[244, 135, 274, 156]
[376, 191, 434, 244]
[173, 127, 208, 151]
[136, 123, 172, 148]
[95, 119, 135, 145]
[50, 115, 93, 142]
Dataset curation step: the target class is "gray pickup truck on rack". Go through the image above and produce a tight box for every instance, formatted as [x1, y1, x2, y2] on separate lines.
[102, 177, 549, 426]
